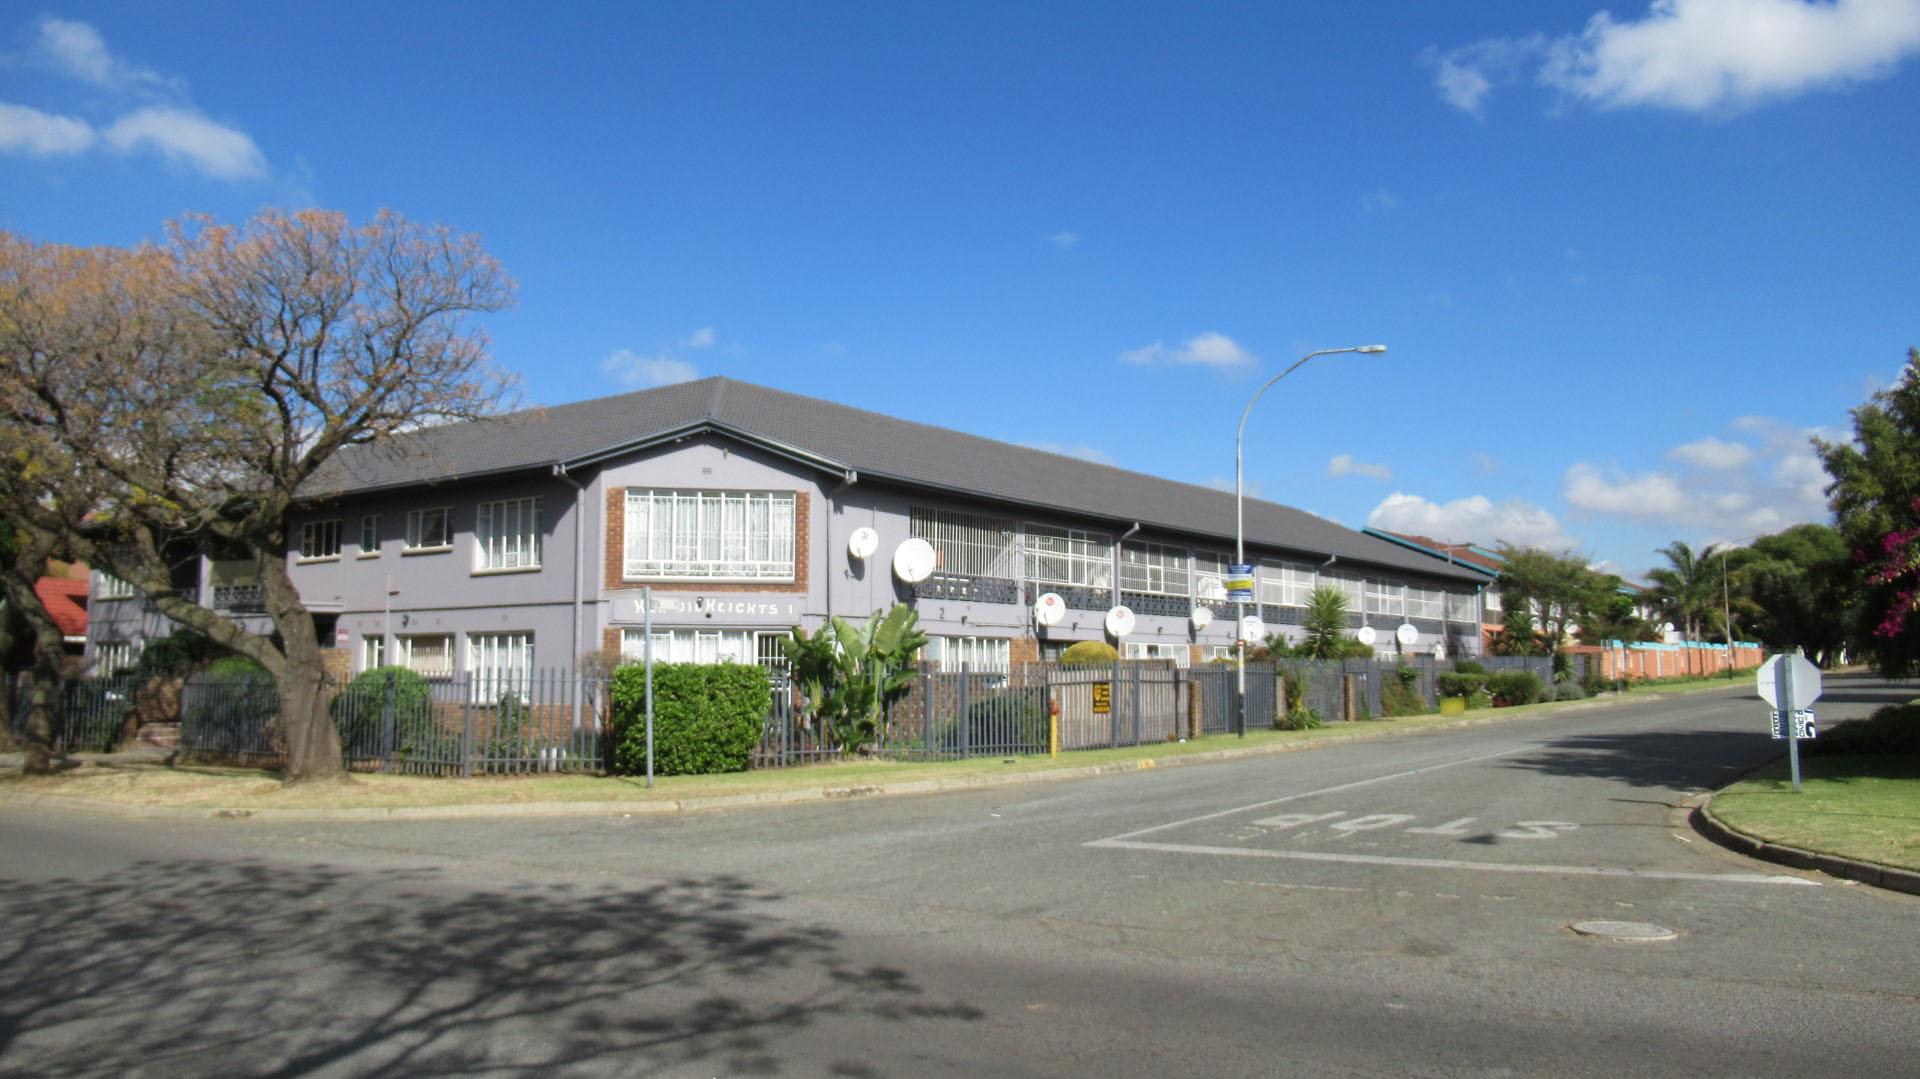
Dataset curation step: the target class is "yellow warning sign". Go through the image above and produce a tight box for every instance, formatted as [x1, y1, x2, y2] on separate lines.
[1092, 683, 1111, 714]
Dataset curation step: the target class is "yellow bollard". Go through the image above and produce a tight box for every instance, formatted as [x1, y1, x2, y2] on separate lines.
[1048, 694, 1060, 757]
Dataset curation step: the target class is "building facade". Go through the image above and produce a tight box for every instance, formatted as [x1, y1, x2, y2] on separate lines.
[86, 378, 1488, 680]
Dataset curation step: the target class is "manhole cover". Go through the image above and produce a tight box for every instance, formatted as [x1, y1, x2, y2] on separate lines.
[1569, 920, 1677, 942]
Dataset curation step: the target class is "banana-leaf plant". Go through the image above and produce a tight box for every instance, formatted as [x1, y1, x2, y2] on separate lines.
[781, 603, 928, 752]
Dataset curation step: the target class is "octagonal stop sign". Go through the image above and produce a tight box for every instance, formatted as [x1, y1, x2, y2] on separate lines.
[1757, 654, 1822, 709]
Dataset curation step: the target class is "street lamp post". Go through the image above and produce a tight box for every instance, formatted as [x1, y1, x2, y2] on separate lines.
[1234, 345, 1386, 736]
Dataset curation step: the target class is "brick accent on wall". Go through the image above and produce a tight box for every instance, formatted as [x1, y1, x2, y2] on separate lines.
[603, 488, 810, 594]
[602, 627, 621, 655]
[320, 648, 352, 683]
[1010, 636, 1040, 666]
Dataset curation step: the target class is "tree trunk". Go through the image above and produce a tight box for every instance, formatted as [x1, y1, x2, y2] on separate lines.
[3, 532, 70, 774]
[259, 555, 347, 784]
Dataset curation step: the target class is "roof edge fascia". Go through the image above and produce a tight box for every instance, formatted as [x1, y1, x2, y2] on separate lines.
[1360, 528, 1499, 577]
[563, 419, 852, 478]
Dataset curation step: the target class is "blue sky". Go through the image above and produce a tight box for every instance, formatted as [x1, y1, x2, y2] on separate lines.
[5, 1, 1917, 579]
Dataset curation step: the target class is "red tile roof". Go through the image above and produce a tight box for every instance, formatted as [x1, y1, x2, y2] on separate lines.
[1372, 530, 1505, 574]
[33, 577, 89, 638]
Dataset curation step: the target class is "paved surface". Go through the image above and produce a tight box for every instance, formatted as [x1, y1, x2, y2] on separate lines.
[3, 676, 1916, 1076]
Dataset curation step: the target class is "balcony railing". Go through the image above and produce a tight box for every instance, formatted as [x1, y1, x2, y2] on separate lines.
[213, 585, 265, 613]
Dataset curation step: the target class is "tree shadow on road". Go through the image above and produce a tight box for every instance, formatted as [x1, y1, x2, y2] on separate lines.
[0, 857, 982, 1076]
[1495, 728, 1774, 791]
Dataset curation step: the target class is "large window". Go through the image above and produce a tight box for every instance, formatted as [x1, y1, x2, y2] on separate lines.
[476, 497, 543, 570]
[1326, 572, 1366, 613]
[924, 635, 1010, 674]
[361, 635, 386, 671]
[1259, 561, 1315, 608]
[621, 627, 784, 666]
[623, 489, 794, 581]
[1025, 525, 1112, 589]
[299, 519, 341, 561]
[1123, 641, 1191, 668]
[1192, 551, 1229, 602]
[1365, 578, 1405, 618]
[1120, 541, 1191, 597]
[1445, 591, 1479, 622]
[469, 631, 533, 700]
[396, 634, 454, 676]
[911, 507, 1016, 578]
[1484, 591, 1503, 614]
[406, 507, 453, 552]
[1408, 586, 1444, 620]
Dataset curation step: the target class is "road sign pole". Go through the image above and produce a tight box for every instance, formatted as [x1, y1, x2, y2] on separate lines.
[1776, 658, 1802, 793]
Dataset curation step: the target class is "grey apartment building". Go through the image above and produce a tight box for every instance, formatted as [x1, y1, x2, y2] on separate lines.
[85, 377, 1487, 682]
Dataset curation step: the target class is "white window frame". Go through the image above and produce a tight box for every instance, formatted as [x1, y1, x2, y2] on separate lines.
[299, 519, 342, 561]
[1122, 641, 1191, 668]
[1408, 586, 1444, 620]
[623, 489, 795, 581]
[1120, 541, 1191, 597]
[1192, 551, 1229, 602]
[1024, 525, 1113, 590]
[405, 507, 453, 552]
[1484, 590, 1504, 613]
[361, 635, 386, 671]
[359, 514, 381, 558]
[396, 633, 454, 677]
[1259, 561, 1315, 608]
[1365, 578, 1405, 618]
[620, 627, 760, 665]
[95, 571, 135, 600]
[469, 631, 534, 701]
[1327, 572, 1366, 613]
[924, 635, 1010, 674]
[475, 497, 543, 571]
[94, 640, 137, 675]
[912, 507, 1017, 578]
[1444, 591, 1479, 622]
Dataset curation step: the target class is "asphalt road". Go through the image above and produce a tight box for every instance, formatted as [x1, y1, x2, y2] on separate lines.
[3, 675, 1917, 1077]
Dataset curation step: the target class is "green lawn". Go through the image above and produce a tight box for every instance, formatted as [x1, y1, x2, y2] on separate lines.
[1711, 755, 1920, 873]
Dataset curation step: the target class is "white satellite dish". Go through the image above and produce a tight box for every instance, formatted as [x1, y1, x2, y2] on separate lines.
[1190, 606, 1213, 630]
[1356, 625, 1378, 646]
[1239, 615, 1265, 642]
[1198, 577, 1227, 602]
[1104, 605, 1137, 639]
[892, 538, 936, 584]
[1395, 622, 1418, 647]
[1035, 591, 1066, 627]
[847, 526, 879, 560]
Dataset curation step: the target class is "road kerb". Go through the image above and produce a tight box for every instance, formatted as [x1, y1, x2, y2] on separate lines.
[1693, 795, 1920, 897]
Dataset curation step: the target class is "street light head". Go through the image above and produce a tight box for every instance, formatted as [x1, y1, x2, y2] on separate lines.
[1356, 344, 1387, 354]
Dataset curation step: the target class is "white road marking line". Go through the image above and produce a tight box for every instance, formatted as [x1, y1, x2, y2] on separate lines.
[1086, 838, 1817, 886]
[1092, 746, 1525, 845]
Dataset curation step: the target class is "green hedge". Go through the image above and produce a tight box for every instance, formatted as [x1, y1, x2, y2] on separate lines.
[1059, 640, 1118, 665]
[1437, 672, 1488, 699]
[1486, 670, 1546, 706]
[330, 666, 438, 757]
[1812, 700, 1920, 756]
[610, 663, 772, 776]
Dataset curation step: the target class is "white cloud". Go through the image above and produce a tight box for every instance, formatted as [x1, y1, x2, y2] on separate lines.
[1327, 453, 1392, 481]
[1471, 451, 1500, 476]
[1359, 188, 1400, 212]
[601, 349, 699, 388]
[1666, 435, 1754, 469]
[0, 102, 94, 156]
[1121, 331, 1255, 369]
[1202, 475, 1261, 497]
[101, 106, 266, 180]
[1048, 230, 1080, 248]
[682, 326, 717, 349]
[1367, 492, 1577, 550]
[1430, 0, 1920, 116]
[1563, 463, 1693, 517]
[1021, 441, 1115, 466]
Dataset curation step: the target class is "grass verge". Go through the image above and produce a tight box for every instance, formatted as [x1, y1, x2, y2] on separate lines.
[1711, 755, 1920, 873]
[0, 676, 1752, 813]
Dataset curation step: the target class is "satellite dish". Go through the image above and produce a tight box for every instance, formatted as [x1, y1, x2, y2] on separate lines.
[892, 538, 936, 584]
[1190, 606, 1213, 630]
[1395, 622, 1418, 647]
[1239, 615, 1265, 642]
[1035, 592, 1066, 627]
[1197, 577, 1227, 602]
[847, 526, 879, 560]
[1356, 625, 1378, 646]
[1104, 605, 1137, 639]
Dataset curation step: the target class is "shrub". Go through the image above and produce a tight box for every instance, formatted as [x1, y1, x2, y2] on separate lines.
[610, 662, 771, 776]
[1437, 672, 1489, 700]
[1380, 666, 1428, 718]
[1552, 681, 1587, 701]
[1487, 670, 1546, 706]
[330, 666, 437, 757]
[484, 693, 535, 762]
[134, 629, 227, 679]
[1452, 659, 1487, 676]
[181, 656, 276, 731]
[1059, 640, 1118, 666]
[1811, 700, 1920, 756]
[1276, 706, 1324, 731]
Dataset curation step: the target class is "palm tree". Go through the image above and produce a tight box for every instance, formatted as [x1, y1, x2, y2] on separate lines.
[1646, 541, 1724, 642]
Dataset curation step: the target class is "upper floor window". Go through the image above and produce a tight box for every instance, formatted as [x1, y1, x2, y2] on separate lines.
[623, 489, 794, 581]
[406, 507, 453, 552]
[911, 507, 1017, 578]
[1025, 525, 1113, 590]
[359, 514, 381, 558]
[1365, 577, 1405, 618]
[95, 571, 136, 600]
[1120, 541, 1191, 597]
[1259, 561, 1316, 608]
[1445, 591, 1479, 622]
[476, 497, 542, 571]
[1326, 572, 1366, 613]
[299, 519, 341, 561]
[1408, 586, 1444, 620]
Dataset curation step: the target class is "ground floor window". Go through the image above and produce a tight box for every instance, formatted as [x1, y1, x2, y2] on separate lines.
[621, 627, 787, 668]
[361, 635, 385, 672]
[469, 631, 533, 701]
[1122, 641, 1190, 668]
[397, 634, 454, 677]
[94, 641, 137, 676]
[923, 635, 1010, 674]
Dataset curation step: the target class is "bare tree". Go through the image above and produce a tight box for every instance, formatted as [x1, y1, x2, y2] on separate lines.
[0, 211, 515, 783]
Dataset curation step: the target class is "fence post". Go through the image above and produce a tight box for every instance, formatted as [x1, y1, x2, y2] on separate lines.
[461, 683, 474, 779]
[1131, 662, 1141, 746]
[1110, 661, 1120, 748]
[957, 665, 970, 758]
[381, 671, 396, 773]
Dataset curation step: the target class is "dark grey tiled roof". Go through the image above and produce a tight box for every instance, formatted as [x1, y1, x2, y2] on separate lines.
[310, 376, 1482, 583]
